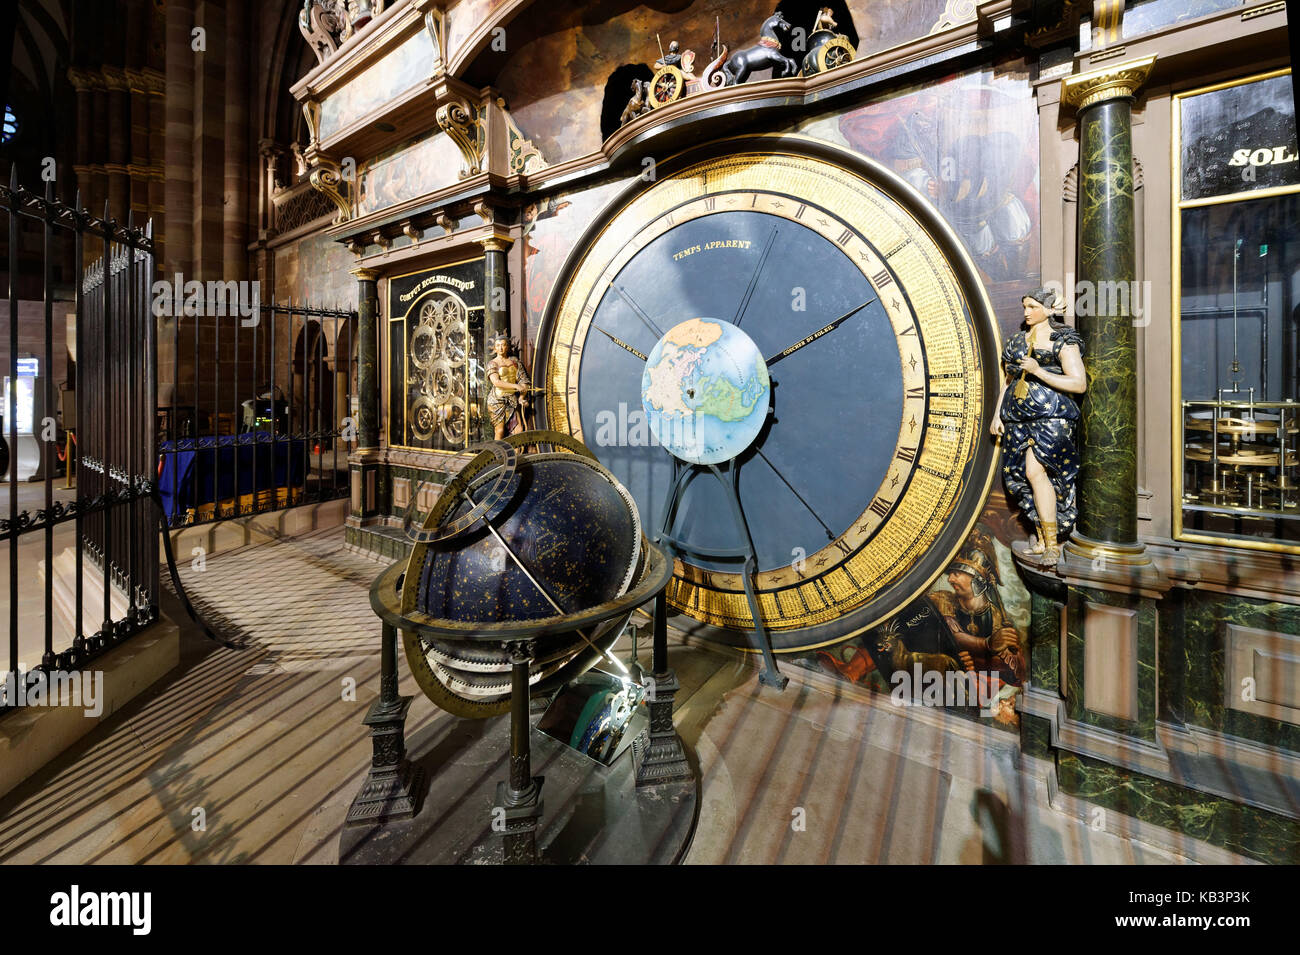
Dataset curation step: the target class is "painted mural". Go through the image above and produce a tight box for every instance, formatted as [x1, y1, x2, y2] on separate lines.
[520, 175, 628, 355]
[318, 28, 434, 141]
[446, 0, 512, 65]
[490, 0, 970, 164]
[355, 133, 464, 217]
[802, 498, 1032, 730]
[274, 231, 360, 309]
[1117, 0, 1241, 43]
[795, 63, 1041, 342]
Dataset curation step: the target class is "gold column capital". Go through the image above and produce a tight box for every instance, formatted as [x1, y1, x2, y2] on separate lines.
[1061, 54, 1156, 111]
[350, 267, 380, 281]
[479, 234, 513, 253]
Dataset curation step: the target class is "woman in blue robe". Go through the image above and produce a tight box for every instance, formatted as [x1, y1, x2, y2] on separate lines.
[990, 288, 1087, 563]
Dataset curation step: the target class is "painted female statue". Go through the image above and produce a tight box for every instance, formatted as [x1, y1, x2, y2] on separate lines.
[989, 288, 1086, 564]
[486, 334, 532, 440]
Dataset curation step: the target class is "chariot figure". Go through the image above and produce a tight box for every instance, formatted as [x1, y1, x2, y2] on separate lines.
[721, 12, 798, 85]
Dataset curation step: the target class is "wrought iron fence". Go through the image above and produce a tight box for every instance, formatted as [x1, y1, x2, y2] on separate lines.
[156, 300, 356, 529]
[1, 174, 158, 698]
[0, 171, 358, 714]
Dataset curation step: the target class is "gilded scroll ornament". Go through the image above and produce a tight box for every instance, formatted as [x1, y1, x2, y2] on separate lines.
[436, 99, 485, 179]
[501, 104, 547, 176]
[308, 158, 351, 224]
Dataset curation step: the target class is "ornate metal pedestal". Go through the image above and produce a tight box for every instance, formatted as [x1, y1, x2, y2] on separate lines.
[634, 590, 692, 786]
[345, 621, 425, 824]
[497, 641, 544, 864]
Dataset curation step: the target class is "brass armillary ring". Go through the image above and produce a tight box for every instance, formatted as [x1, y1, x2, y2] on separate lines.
[401, 438, 520, 544]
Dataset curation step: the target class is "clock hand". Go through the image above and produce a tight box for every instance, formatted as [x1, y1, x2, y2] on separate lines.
[765, 300, 874, 368]
[591, 323, 648, 361]
[612, 283, 665, 340]
[754, 447, 835, 541]
[733, 225, 779, 328]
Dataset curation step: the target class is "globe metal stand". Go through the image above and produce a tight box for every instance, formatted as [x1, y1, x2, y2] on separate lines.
[496, 640, 544, 865]
[651, 455, 788, 696]
[634, 589, 692, 786]
[345, 621, 425, 824]
[341, 432, 694, 865]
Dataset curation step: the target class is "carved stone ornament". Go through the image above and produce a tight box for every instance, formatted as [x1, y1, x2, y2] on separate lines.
[500, 102, 547, 176]
[437, 99, 485, 179]
[308, 157, 351, 224]
[424, 8, 446, 76]
[301, 99, 322, 149]
[300, 0, 387, 66]
[929, 0, 977, 34]
[300, 0, 349, 65]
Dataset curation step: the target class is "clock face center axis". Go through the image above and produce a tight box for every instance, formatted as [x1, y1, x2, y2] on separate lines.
[641, 317, 771, 466]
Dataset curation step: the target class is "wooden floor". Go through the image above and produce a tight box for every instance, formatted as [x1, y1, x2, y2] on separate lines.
[0, 526, 1250, 864]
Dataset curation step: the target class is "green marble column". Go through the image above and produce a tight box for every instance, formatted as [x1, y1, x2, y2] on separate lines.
[1060, 56, 1155, 553]
[352, 267, 380, 450]
[1076, 100, 1137, 542]
[349, 266, 381, 525]
[480, 235, 511, 345]
[480, 235, 513, 440]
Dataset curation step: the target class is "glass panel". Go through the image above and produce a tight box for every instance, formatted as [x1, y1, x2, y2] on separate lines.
[1180, 73, 1298, 203]
[1179, 193, 1300, 546]
[385, 259, 487, 450]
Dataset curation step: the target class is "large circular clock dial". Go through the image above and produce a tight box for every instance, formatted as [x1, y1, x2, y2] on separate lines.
[536, 139, 1001, 652]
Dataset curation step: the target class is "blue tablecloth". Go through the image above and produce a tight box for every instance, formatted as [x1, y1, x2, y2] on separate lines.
[158, 433, 307, 520]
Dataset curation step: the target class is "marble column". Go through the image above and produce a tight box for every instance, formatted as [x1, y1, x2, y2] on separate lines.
[1059, 55, 1156, 569]
[354, 268, 380, 450]
[481, 235, 512, 438]
[480, 235, 512, 345]
[349, 267, 381, 524]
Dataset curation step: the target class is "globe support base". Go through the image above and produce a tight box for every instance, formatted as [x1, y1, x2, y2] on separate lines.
[495, 778, 544, 864]
[338, 714, 697, 865]
[345, 623, 428, 826]
[635, 669, 693, 786]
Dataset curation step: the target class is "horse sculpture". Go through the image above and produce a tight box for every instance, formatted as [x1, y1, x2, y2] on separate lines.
[721, 13, 798, 85]
[619, 78, 651, 125]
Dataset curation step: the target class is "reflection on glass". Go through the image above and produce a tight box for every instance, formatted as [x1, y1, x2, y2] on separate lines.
[1179, 194, 1300, 545]
[1180, 72, 1298, 203]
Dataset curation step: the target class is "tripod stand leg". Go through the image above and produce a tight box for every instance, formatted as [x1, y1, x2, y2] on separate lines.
[714, 463, 786, 690]
[741, 555, 787, 690]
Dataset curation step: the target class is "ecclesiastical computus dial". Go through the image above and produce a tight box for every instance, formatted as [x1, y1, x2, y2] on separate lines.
[535, 137, 1002, 653]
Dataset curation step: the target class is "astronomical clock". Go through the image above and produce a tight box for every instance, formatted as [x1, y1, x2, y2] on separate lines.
[535, 137, 1002, 654]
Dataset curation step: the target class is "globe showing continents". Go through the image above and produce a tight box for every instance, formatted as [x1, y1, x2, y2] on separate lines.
[641, 317, 770, 465]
